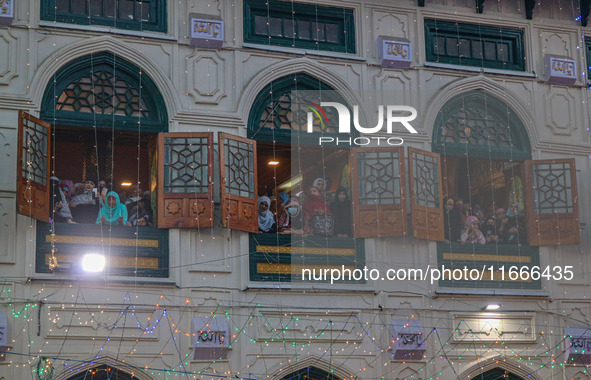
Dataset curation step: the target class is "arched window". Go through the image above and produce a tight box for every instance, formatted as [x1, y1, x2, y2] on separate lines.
[432, 91, 531, 161]
[245, 73, 414, 283]
[64, 364, 135, 380]
[428, 90, 579, 290]
[41, 52, 168, 133]
[279, 366, 340, 380]
[19, 53, 171, 278]
[245, 73, 370, 283]
[247, 73, 349, 143]
[474, 367, 525, 380]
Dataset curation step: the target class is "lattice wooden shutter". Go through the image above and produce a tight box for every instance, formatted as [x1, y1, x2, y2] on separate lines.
[17, 112, 51, 222]
[218, 132, 258, 233]
[524, 159, 580, 245]
[408, 148, 445, 241]
[350, 147, 407, 237]
[157, 132, 214, 228]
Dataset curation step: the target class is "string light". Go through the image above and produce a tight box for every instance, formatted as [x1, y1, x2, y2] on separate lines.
[5, 2, 590, 380]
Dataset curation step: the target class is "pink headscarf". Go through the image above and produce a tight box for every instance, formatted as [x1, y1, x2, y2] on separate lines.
[465, 215, 479, 227]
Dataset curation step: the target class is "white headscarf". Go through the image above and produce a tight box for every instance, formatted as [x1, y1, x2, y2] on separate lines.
[313, 178, 325, 191]
[258, 196, 275, 232]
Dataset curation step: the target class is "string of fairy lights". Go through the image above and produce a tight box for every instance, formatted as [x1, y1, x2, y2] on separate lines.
[4, 0, 591, 379]
[4, 280, 591, 379]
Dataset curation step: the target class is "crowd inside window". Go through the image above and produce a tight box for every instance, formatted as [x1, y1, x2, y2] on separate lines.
[444, 196, 525, 245]
[257, 172, 353, 238]
[50, 176, 153, 227]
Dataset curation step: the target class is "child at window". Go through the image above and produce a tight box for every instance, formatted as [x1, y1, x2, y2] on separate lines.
[460, 216, 486, 245]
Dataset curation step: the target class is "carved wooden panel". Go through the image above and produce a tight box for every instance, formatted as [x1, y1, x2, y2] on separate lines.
[158, 133, 214, 228]
[17, 112, 50, 222]
[408, 148, 444, 241]
[218, 132, 258, 233]
[56, 70, 150, 117]
[525, 159, 579, 245]
[351, 147, 407, 237]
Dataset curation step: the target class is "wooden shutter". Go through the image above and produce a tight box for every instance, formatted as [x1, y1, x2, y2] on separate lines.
[524, 159, 580, 245]
[408, 148, 445, 241]
[218, 132, 258, 233]
[157, 132, 214, 228]
[17, 112, 51, 221]
[350, 147, 407, 237]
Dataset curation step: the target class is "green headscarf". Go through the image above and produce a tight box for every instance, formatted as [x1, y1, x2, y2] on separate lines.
[96, 191, 128, 225]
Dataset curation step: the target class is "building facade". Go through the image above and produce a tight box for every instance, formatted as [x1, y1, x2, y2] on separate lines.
[0, 0, 590, 379]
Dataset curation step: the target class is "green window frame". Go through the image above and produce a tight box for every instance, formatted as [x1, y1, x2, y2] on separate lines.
[437, 242, 540, 290]
[432, 91, 531, 161]
[41, 52, 168, 133]
[424, 19, 525, 71]
[585, 38, 591, 82]
[36, 222, 169, 278]
[247, 73, 356, 144]
[40, 0, 167, 33]
[243, 0, 355, 54]
[247, 73, 363, 284]
[250, 234, 365, 284]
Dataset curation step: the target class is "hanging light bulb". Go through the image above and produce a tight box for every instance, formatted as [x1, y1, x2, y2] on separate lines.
[35, 357, 54, 380]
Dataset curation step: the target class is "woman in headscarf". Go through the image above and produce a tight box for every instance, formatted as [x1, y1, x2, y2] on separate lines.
[303, 185, 330, 217]
[500, 202, 525, 244]
[127, 198, 153, 227]
[258, 196, 277, 233]
[330, 187, 351, 237]
[96, 191, 128, 226]
[279, 198, 304, 235]
[443, 196, 462, 243]
[482, 216, 499, 243]
[459, 215, 486, 245]
[312, 178, 325, 192]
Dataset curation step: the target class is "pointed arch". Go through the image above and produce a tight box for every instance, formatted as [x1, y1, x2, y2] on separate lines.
[40, 52, 168, 132]
[423, 75, 538, 150]
[27, 35, 180, 119]
[238, 57, 369, 133]
[431, 90, 531, 160]
[247, 72, 355, 144]
[268, 356, 356, 380]
[460, 357, 540, 380]
[53, 354, 156, 380]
